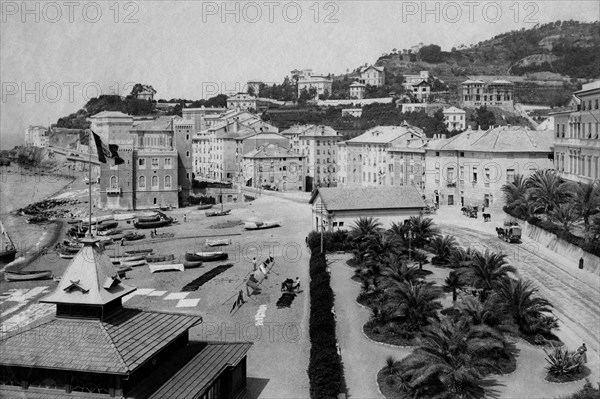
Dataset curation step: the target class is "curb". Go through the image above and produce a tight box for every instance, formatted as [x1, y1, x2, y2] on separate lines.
[361, 325, 416, 349]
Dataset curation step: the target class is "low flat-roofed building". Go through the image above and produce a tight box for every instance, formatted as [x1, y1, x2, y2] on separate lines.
[309, 185, 426, 231]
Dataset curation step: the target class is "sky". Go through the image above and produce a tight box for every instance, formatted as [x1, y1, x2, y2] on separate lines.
[1, 0, 598, 148]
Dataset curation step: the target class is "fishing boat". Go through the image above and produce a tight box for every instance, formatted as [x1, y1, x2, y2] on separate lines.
[149, 263, 184, 273]
[0, 223, 17, 263]
[137, 215, 161, 223]
[197, 204, 213, 210]
[146, 254, 175, 263]
[98, 228, 122, 236]
[60, 246, 81, 254]
[133, 218, 173, 229]
[67, 219, 82, 225]
[124, 232, 145, 241]
[205, 187, 230, 217]
[90, 215, 114, 223]
[186, 251, 228, 262]
[110, 255, 145, 264]
[205, 238, 232, 247]
[183, 260, 203, 268]
[244, 221, 281, 230]
[4, 270, 52, 282]
[96, 221, 119, 231]
[59, 252, 75, 259]
[63, 239, 83, 247]
[120, 259, 147, 267]
[125, 248, 154, 255]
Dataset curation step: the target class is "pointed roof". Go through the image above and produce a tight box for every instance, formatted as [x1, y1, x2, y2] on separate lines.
[41, 238, 136, 306]
[443, 106, 466, 114]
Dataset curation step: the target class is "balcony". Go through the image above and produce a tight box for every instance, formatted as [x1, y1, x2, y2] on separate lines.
[106, 187, 122, 196]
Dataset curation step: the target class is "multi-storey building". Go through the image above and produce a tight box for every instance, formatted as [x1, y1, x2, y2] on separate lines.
[403, 71, 429, 87]
[242, 144, 306, 192]
[337, 124, 427, 189]
[99, 117, 179, 210]
[424, 126, 554, 209]
[359, 66, 385, 87]
[281, 124, 342, 190]
[443, 106, 467, 131]
[550, 81, 600, 184]
[349, 82, 366, 99]
[297, 69, 333, 100]
[459, 78, 514, 108]
[89, 111, 135, 145]
[24, 125, 48, 147]
[227, 93, 258, 111]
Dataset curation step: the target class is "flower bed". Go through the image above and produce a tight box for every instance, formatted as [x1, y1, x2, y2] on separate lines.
[545, 366, 591, 383]
[363, 323, 416, 347]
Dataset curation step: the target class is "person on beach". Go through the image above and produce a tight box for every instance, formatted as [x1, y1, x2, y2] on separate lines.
[252, 257, 257, 271]
[293, 277, 301, 292]
[577, 343, 587, 363]
[184, 214, 187, 223]
[120, 238, 125, 246]
[230, 290, 245, 313]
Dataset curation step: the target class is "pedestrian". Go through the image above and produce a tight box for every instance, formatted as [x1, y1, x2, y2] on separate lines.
[252, 257, 257, 271]
[577, 343, 587, 363]
[120, 238, 125, 246]
[184, 213, 187, 223]
[153, 228, 157, 237]
[230, 290, 245, 313]
[150, 230, 154, 239]
[293, 277, 301, 292]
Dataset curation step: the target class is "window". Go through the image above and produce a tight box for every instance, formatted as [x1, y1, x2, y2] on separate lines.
[506, 168, 514, 183]
[165, 175, 171, 188]
[165, 158, 172, 168]
[447, 167, 454, 181]
[151, 175, 159, 188]
[138, 176, 146, 188]
[186, 151, 190, 157]
[110, 176, 118, 189]
[138, 158, 145, 167]
[460, 152, 465, 157]
[151, 158, 159, 168]
[186, 134, 190, 140]
[459, 166, 464, 181]
[472, 167, 478, 183]
[435, 165, 440, 182]
[436, 152, 440, 156]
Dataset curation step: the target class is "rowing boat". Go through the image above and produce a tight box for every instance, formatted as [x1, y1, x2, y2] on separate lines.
[149, 263, 184, 273]
[205, 209, 231, 217]
[146, 254, 175, 263]
[244, 221, 281, 230]
[134, 218, 173, 229]
[125, 249, 154, 255]
[110, 255, 145, 264]
[197, 204, 213, 210]
[205, 238, 231, 247]
[4, 270, 52, 281]
[186, 251, 228, 262]
[59, 252, 75, 259]
[120, 259, 147, 267]
[183, 260, 203, 268]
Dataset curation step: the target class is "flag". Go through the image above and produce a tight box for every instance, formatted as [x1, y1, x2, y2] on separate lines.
[91, 130, 124, 165]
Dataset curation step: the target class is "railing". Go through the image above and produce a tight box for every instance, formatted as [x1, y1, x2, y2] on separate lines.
[106, 187, 121, 195]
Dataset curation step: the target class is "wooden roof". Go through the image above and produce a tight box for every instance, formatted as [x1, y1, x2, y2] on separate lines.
[309, 185, 426, 211]
[148, 342, 252, 399]
[0, 309, 201, 375]
[0, 387, 92, 398]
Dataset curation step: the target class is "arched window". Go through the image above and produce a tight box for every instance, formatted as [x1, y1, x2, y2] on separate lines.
[151, 175, 159, 188]
[165, 175, 171, 188]
[138, 176, 146, 188]
[110, 176, 118, 189]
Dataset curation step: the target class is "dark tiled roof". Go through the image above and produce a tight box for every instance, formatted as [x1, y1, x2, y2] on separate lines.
[148, 342, 252, 399]
[309, 185, 426, 211]
[0, 310, 201, 375]
[0, 387, 92, 398]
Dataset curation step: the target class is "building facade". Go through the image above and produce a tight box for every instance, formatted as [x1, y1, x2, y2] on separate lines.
[297, 69, 333, 99]
[349, 82, 366, 99]
[424, 126, 554, 209]
[337, 124, 427, 190]
[551, 81, 600, 184]
[459, 79, 514, 108]
[359, 66, 385, 87]
[89, 111, 135, 145]
[281, 124, 342, 191]
[24, 125, 48, 147]
[242, 143, 306, 192]
[227, 93, 258, 111]
[443, 106, 467, 131]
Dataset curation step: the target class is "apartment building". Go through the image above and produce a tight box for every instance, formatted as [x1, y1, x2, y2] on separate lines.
[459, 78, 514, 108]
[297, 69, 333, 100]
[443, 106, 467, 131]
[424, 126, 554, 209]
[242, 143, 306, 192]
[227, 93, 259, 111]
[350, 82, 366, 99]
[24, 125, 48, 147]
[550, 81, 600, 184]
[359, 66, 385, 87]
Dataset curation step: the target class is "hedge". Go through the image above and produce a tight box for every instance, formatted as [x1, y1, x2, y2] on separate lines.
[307, 231, 344, 399]
[503, 206, 600, 257]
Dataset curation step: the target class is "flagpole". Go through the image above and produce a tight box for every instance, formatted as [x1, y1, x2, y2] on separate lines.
[88, 129, 93, 238]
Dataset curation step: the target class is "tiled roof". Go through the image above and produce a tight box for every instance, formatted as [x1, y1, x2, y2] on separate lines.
[298, 125, 340, 138]
[350, 81, 366, 87]
[0, 309, 201, 375]
[130, 116, 175, 131]
[309, 185, 426, 211]
[148, 342, 252, 399]
[243, 143, 299, 159]
[425, 126, 554, 153]
[347, 125, 424, 144]
[90, 111, 132, 119]
[0, 387, 92, 398]
[41, 239, 136, 306]
[443, 106, 465, 114]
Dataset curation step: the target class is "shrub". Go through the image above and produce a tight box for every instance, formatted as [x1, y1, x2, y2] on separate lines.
[544, 344, 583, 378]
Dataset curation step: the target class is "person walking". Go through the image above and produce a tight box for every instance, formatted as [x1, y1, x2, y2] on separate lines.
[252, 257, 257, 271]
[230, 290, 246, 313]
[577, 343, 587, 363]
[184, 213, 187, 223]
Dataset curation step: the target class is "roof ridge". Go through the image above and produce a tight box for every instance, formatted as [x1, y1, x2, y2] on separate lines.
[99, 321, 130, 373]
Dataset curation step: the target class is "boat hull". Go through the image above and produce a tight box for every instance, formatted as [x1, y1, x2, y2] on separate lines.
[134, 219, 172, 229]
[183, 260, 203, 268]
[4, 270, 52, 282]
[197, 204, 213, 210]
[244, 221, 281, 230]
[0, 248, 17, 263]
[186, 252, 228, 262]
[205, 209, 231, 217]
[146, 254, 175, 263]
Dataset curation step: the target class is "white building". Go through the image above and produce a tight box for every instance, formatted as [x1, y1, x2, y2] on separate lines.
[342, 108, 363, 118]
[443, 106, 467, 131]
[309, 185, 426, 231]
[424, 126, 555, 209]
[337, 124, 427, 189]
[89, 111, 134, 145]
[359, 66, 385, 87]
[24, 126, 49, 147]
[349, 82, 366, 99]
[297, 69, 333, 100]
[227, 93, 258, 111]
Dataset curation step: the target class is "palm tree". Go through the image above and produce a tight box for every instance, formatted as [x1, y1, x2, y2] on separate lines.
[350, 217, 383, 263]
[399, 318, 503, 398]
[387, 281, 443, 332]
[527, 170, 570, 216]
[447, 247, 475, 269]
[496, 278, 554, 335]
[458, 296, 515, 335]
[408, 215, 440, 248]
[460, 250, 516, 302]
[380, 256, 424, 287]
[501, 174, 529, 217]
[443, 270, 465, 303]
[551, 203, 580, 233]
[427, 235, 459, 265]
[571, 181, 600, 241]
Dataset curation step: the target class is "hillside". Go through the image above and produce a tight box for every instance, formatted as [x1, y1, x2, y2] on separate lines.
[377, 20, 599, 79]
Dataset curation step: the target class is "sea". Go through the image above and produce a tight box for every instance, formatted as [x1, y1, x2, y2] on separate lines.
[1, 163, 75, 266]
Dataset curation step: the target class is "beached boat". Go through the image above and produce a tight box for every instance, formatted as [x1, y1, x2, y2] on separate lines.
[113, 213, 135, 221]
[91, 215, 114, 223]
[96, 221, 119, 231]
[206, 209, 231, 217]
[63, 239, 83, 247]
[4, 270, 52, 282]
[197, 204, 213, 210]
[125, 248, 154, 255]
[146, 254, 175, 263]
[67, 219, 82, 225]
[60, 246, 81, 254]
[137, 215, 161, 223]
[116, 265, 132, 277]
[133, 218, 173, 229]
[205, 238, 232, 247]
[98, 228, 122, 236]
[149, 263, 184, 273]
[124, 232, 145, 241]
[186, 251, 228, 262]
[0, 247, 17, 263]
[244, 221, 281, 230]
[183, 260, 203, 269]
[110, 255, 145, 264]
[120, 259, 147, 267]
[59, 252, 75, 259]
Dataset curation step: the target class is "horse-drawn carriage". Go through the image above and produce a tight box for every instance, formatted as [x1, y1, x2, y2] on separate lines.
[496, 224, 522, 243]
[461, 205, 478, 218]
